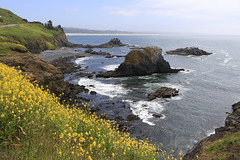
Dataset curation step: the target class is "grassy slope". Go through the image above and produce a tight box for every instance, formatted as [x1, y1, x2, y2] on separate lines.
[0, 8, 27, 25]
[0, 63, 182, 160]
[0, 8, 64, 55]
[200, 131, 240, 159]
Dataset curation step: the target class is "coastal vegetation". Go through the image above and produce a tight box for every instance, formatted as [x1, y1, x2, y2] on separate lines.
[0, 63, 182, 159]
[0, 8, 68, 55]
[0, 8, 27, 25]
[202, 131, 240, 159]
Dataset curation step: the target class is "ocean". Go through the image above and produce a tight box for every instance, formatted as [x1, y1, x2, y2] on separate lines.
[66, 34, 240, 156]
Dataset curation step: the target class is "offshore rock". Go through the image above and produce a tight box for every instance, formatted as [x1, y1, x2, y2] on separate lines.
[98, 38, 127, 48]
[97, 47, 183, 78]
[152, 113, 163, 118]
[70, 38, 128, 48]
[148, 87, 179, 101]
[166, 47, 212, 56]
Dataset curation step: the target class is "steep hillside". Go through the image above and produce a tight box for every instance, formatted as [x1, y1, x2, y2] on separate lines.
[0, 8, 70, 54]
[0, 8, 27, 25]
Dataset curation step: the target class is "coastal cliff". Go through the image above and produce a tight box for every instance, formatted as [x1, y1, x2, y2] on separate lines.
[24, 31, 70, 53]
[0, 8, 85, 103]
[0, 8, 70, 54]
[184, 102, 240, 160]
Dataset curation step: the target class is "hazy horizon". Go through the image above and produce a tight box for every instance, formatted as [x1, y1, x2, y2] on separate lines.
[2, 0, 240, 35]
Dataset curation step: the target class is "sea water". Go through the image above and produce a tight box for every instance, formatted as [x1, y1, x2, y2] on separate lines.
[66, 34, 240, 155]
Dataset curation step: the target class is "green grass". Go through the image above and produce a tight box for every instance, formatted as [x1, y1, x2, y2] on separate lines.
[0, 24, 63, 54]
[0, 24, 59, 44]
[0, 8, 65, 55]
[0, 8, 27, 25]
[203, 131, 240, 159]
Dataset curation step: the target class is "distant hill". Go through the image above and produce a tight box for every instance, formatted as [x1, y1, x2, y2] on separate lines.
[63, 27, 141, 34]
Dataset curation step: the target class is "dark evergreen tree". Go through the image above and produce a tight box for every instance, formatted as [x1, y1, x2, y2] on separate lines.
[45, 20, 54, 29]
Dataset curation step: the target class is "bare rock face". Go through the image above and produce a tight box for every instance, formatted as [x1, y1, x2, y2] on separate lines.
[97, 47, 183, 78]
[148, 87, 179, 101]
[166, 47, 212, 56]
[0, 54, 65, 94]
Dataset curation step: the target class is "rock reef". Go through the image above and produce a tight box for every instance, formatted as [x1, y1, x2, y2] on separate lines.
[70, 38, 129, 48]
[166, 47, 212, 56]
[97, 47, 183, 78]
[148, 87, 179, 101]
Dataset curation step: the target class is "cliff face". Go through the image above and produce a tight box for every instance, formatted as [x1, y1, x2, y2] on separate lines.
[25, 31, 70, 53]
[0, 54, 65, 95]
[184, 102, 240, 160]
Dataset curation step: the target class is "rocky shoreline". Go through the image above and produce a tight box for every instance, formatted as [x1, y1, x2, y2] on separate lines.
[45, 53, 143, 133]
[183, 102, 240, 159]
[46, 45, 240, 159]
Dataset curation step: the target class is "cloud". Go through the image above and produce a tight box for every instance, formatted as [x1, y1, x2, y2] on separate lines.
[64, 8, 80, 13]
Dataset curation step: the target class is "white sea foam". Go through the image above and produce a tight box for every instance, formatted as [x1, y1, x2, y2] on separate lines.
[101, 64, 119, 71]
[206, 129, 215, 136]
[78, 78, 129, 98]
[124, 100, 165, 126]
[179, 69, 195, 74]
[221, 51, 232, 65]
[75, 57, 93, 65]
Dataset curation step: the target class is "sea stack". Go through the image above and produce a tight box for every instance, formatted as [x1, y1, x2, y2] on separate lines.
[97, 46, 183, 78]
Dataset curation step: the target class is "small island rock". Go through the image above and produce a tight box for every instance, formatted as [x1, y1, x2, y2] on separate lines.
[166, 47, 212, 56]
[148, 87, 179, 101]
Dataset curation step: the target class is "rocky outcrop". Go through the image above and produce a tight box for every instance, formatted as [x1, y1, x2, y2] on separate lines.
[0, 54, 89, 104]
[98, 38, 127, 48]
[84, 49, 111, 56]
[97, 47, 183, 78]
[148, 87, 179, 101]
[183, 102, 240, 160]
[166, 47, 212, 56]
[51, 55, 84, 74]
[70, 38, 128, 48]
[0, 54, 64, 94]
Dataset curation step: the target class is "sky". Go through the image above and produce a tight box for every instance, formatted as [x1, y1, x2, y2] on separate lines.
[1, 0, 240, 34]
